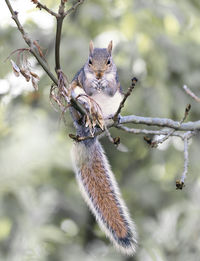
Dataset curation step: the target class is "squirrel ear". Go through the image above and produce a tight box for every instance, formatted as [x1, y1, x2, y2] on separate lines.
[107, 40, 113, 55]
[89, 40, 94, 55]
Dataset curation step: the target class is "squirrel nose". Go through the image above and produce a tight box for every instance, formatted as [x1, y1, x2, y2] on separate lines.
[96, 71, 103, 79]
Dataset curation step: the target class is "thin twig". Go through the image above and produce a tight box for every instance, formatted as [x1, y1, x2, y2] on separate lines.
[55, 0, 66, 72]
[113, 77, 137, 121]
[5, 0, 200, 195]
[5, 0, 85, 117]
[151, 104, 191, 147]
[31, 0, 58, 17]
[53, 0, 87, 123]
[64, 0, 85, 17]
[104, 125, 120, 146]
[4, 48, 30, 62]
[4, 0, 200, 137]
[68, 122, 199, 144]
[69, 133, 94, 142]
[182, 136, 189, 184]
[58, 0, 66, 15]
[183, 85, 200, 103]
[5, 0, 58, 85]
[117, 125, 184, 138]
[55, 16, 64, 72]
[176, 133, 190, 190]
[55, 0, 85, 72]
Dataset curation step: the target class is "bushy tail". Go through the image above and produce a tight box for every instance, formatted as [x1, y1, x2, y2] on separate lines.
[72, 138, 137, 255]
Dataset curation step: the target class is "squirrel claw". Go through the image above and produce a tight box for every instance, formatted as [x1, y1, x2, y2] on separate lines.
[76, 94, 104, 131]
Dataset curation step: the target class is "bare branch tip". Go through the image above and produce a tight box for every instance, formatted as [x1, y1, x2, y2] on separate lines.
[132, 77, 138, 85]
[143, 136, 153, 146]
[183, 85, 200, 103]
[113, 136, 121, 145]
[176, 180, 185, 190]
[113, 77, 138, 121]
[31, 0, 58, 17]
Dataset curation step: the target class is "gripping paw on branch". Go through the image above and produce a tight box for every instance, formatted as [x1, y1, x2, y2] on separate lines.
[70, 85, 105, 134]
[5, 0, 200, 190]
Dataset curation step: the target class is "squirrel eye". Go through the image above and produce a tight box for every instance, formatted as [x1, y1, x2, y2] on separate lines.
[106, 59, 111, 65]
[89, 59, 92, 65]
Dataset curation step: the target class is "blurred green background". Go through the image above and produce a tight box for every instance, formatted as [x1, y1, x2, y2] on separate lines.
[0, 0, 200, 260]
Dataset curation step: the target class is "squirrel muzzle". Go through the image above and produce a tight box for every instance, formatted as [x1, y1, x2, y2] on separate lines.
[95, 70, 104, 79]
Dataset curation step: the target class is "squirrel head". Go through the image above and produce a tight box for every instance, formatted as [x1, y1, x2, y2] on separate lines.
[87, 41, 113, 79]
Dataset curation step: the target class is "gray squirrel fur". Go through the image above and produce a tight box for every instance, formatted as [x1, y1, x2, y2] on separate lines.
[71, 41, 137, 255]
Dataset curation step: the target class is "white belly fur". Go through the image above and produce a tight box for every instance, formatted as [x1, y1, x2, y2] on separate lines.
[71, 85, 123, 119]
[92, 91, 123, 118]
[72, 86, 85, 97]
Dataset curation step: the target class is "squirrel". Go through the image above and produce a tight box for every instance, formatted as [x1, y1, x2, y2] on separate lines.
[70, 41, 137, 255]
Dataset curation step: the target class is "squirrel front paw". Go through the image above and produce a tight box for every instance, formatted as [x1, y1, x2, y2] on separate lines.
[100, 79, 108, 89]
[76, 94, 104, 132]
[91, 79, 108, 91]
[91, 79, 100, 90]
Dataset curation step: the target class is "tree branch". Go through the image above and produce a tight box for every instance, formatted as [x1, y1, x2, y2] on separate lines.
[116, 125, 185, 138]
[113, 77, 137, 121]
[5, 0, 58, 85]
[6, 0, 199, 135]
[55, 0, 85, 73]
[119, 115, 200, 131]
[31, 0, 58, 17]
[5, 0, 200, 192]
[181, 136, 189, 183]
[64, 0, 85, 17]
[150, 104, 191, 147]
[5, 0, 89, 117]
[54, 0, 67, 72]
[176, 131, 191, 190]
[183, 85, 200, 103]
[55, 16, 64, 72]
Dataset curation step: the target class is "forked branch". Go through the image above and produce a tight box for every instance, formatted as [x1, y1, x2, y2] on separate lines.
[5, 0, 200, 190]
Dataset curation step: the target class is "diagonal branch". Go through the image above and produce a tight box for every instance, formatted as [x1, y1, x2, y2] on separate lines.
[183, 85, 200, 103]
[64, 0, 85, 17]
[6, 0, 199, 135]
[113, 77, 137, 121]
[5, 0, 87, 117]
[31, 0, 58, 17]
[5, 0, 58, 85]
[5, 0, 199, 192]
[151, 104, 191, 147]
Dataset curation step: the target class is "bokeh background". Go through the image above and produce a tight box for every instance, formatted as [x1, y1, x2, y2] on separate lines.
[0, 0, 200, 260]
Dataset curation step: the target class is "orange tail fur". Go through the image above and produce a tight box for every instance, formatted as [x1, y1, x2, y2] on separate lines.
[73, 138, 137, 255]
